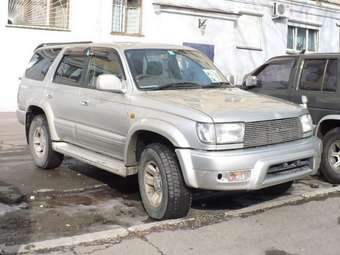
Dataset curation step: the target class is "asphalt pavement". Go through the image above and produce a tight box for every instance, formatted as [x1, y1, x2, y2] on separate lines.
[39, 195, 340, 255]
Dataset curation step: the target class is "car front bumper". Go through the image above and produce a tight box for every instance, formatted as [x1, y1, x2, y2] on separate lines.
[16, 109, 26, 125]
[176, 137, 322, 191]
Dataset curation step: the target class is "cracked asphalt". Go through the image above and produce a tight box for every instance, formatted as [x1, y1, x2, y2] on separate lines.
[1, 112, 339, 254]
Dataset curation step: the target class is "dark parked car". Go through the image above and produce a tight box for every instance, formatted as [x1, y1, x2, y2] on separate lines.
[242, 53, 340, 183]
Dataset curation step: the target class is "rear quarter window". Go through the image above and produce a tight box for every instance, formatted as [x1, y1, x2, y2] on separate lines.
[25, 48, 61, 81]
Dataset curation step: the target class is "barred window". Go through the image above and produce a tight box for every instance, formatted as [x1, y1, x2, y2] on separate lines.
[287, 25, 318, 53]
[8, 0, 69, 29]
[112, 0, 142, 34]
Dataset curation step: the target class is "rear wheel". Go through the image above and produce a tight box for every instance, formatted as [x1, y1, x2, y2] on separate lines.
[138, 143, 192, 220]
[29, 114, 64, 169]
[321, 128, 340, 184]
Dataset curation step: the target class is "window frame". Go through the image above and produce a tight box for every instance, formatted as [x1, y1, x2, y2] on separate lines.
[111, 0, 143, 36]
[52, 47, 90, 87]
[83, 47, 127, 90]
[7, 0, 70, 31]
[287, 25, 319, 54]
[297, 57, 338, 94]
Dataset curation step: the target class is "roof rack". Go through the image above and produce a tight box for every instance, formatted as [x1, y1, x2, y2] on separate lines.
[35, 41, 93, 50]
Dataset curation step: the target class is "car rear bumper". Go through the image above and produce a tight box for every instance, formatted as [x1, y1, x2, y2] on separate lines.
[176, 137, 322, 191]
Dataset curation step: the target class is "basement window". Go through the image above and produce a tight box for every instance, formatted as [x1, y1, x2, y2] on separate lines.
[7, 0, 70, 30]
[112, 0, 142, 35]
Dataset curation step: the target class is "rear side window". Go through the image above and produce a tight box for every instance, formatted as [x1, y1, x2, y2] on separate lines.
[53, 55, 88, 86]
[255, 59, 295, 89]
[323, 59, 337, 92]
[299, 59, 326, 91]
[25, 48, 61, 81]
[299, 59, 337, 92]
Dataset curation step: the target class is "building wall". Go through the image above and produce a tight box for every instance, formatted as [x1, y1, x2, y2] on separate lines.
[1, 0, 340, 111]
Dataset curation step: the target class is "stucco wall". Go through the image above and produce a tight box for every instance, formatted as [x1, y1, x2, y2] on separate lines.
[1, 0, 340, 111]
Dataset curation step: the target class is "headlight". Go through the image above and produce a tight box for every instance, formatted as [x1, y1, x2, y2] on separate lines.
[300, 114, 313, 134]
[196, 123, 215, 144]
[196, 123, 245, 144]
[215, 123, 245, 144]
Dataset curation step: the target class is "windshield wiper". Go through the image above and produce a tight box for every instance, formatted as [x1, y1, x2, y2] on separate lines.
[158, 82, 204, 90]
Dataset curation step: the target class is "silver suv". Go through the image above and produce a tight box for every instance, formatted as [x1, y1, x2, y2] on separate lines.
[17, 42, 322, 220]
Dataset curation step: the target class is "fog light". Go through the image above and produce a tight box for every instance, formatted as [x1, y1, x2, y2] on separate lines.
[224, 170, 251, 183]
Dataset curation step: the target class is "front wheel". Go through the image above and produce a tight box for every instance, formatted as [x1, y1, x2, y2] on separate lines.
[138, 143, 192, 220]
[321, 128, 340, 184]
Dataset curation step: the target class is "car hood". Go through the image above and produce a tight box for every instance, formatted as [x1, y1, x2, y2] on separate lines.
[140, 88, 306, 122]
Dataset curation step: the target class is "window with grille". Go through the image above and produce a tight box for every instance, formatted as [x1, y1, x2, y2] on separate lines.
[112, 0, 142, 35]
[287, 25, 318, 53]
[8, 0, 69, 29]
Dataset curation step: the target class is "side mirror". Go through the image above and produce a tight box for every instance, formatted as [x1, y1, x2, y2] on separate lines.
[245, 75, 258, 87]
[300, 95, 308, 109]
[96, 74, 126, 93]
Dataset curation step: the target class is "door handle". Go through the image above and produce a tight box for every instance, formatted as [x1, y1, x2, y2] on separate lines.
[47, 94, 53, 99]
[80, 100, 89, 106]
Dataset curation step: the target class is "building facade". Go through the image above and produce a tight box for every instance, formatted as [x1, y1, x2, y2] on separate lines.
[1, 0, 340, 111]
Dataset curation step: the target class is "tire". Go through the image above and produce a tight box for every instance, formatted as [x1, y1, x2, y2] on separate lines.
[28, 114, 64, 169]
[258, 181, 293, 196]
[138, 143, 192, 220]
[320, 128, 340, 184]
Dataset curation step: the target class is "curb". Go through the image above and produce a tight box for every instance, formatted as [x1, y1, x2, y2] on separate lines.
[3, 185, 340, 254]
[2, 228, 129, 255]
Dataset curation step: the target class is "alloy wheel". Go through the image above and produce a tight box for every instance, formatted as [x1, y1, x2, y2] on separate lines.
[143, 161, 163, 208]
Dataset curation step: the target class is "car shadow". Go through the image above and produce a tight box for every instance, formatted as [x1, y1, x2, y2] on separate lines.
[64, 157, 139, 196]
[191, 189, 288, 211]
[63, 158, 294, 215]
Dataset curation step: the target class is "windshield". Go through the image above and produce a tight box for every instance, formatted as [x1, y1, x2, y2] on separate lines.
[125, 49, 228, 90]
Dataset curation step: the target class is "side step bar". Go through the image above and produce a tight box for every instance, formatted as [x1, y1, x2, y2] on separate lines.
[52, 142, 137, 177]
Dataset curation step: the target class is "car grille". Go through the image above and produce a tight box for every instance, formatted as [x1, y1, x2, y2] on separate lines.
[244, 118, 303, 148]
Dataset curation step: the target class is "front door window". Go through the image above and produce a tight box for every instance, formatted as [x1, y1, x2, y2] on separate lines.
[253, 59, 295, 90]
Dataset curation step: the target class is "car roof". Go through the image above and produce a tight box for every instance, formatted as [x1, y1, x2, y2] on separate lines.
[268, 52, 340, 62]
[36, 42, 196, 52]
